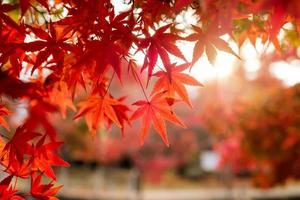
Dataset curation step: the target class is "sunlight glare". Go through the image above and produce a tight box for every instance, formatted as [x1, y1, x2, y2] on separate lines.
[132, 40, 237, 83]
[270, 60, 300, 86]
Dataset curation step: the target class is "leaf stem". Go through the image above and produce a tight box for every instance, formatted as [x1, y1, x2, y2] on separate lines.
[123, 57, 150, 102]
[135, 70, 149, 102]
[104, 72, 115, 97]
[141, 50, 165, 72]
[13, 177, 18, 190]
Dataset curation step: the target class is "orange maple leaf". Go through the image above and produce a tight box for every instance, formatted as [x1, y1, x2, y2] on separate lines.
[74, 95, 127, 134]
[131, 92, 186, 146]
[49, 81, 76, 118]
[152, 63, 203, 107]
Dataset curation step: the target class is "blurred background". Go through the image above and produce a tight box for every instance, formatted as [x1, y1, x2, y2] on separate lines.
[10, 35, 300, 200]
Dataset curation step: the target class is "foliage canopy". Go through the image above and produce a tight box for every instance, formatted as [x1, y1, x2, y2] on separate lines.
[0, 0, 299, 198]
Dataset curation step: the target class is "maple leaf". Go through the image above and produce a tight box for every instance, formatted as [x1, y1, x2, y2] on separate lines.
[0, 0, 298, 194]
[25, 100, 58, 141]
[152, 63, 203, 107]
[4, 160, 31, 179]
[30, 173, 62, 200]
[234, 19, 269, 47]
[110, 97, 131, 137]
[188, 24, 240, 65]
[31, 136, 70, 180]
[22, 23, 76, 74]
[0, 175, 24, 200]
[0, 71, 43, 99]
[74, 95, 129, 134]
[0, 26, 26, 77]
[108, 10, 137, 51]
[60, 55, 86, 98]
[1, 126, 40, 167]
[259, 0, 299, 41]
[49, 81, 76, 118]
[76, 40, 126, 81]
[131, 92, 186, 146]
[137, 0, 173, 27]
[139, 24, 186, 81]
[200, 0, 250, 34]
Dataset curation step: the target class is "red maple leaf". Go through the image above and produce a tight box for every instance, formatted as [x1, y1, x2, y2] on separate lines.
[188, 24, 240, 65]
[1, 126, 40, 167]
[259, 0, 300, 40]
[136, 0, 173, 27]
[22, 23, 76, 74]
[139, 24, 186, 82]
[30, 173, 62, 200]
[110, 97, 131, 136]
[4, 160, 31, 179]
[0, 175, 24, 200]
[31, 136, 70, 180]
[24, 100, 58, 141]
[75, 40, 126, 81]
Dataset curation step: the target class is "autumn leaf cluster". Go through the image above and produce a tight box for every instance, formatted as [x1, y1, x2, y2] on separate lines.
[0, 0, 300, 198]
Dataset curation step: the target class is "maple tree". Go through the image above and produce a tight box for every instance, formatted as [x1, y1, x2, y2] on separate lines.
[196, 62, 300, 187]
[238, 83, 300, 187]
[0, 0, 300, 198]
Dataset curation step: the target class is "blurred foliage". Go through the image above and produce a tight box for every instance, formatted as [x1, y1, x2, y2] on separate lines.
[197, 59, 300, 187]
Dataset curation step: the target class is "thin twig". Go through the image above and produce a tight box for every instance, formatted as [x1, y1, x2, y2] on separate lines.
[122, 56, 150, 102]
